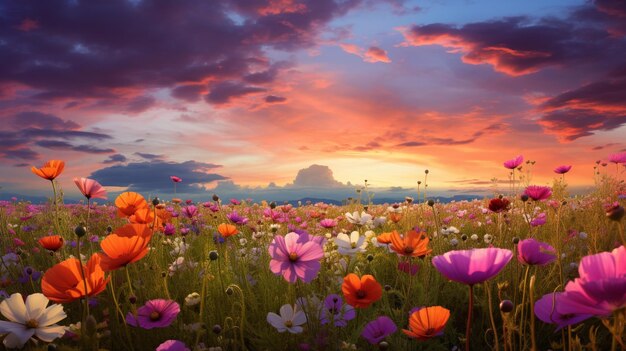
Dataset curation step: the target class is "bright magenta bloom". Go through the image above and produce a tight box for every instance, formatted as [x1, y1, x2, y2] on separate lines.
[517, 238, 556, 266]
[432, 247, 512, 286]
[268, 232, 324, 283]
[553, 165, 572, 174]
[524, 185, 552, 201]
[73, 177, 107, 200]
[535, 246, 626, 329]
[608, 152, 626, 164]
[170, 176, 182, 183]
[503, 155, 523, 169]
[126, 299, 180, 329]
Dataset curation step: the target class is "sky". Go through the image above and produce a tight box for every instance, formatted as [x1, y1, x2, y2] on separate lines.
[0, 0, 625, 201]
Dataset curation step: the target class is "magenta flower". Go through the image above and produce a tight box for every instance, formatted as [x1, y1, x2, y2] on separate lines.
[517, 239, 556, 266]
[170, 176, 182, 183]
[319, 218, 337, 229]
[534, 293, 592, 330]
[268, 232, 324, 283]
[530, 212, 547, 227]
[503, 155, 523, 169]
[523, 185, 552, 201]
[608, 152, 626, 164]
[432, 247, 513, 286]
[181, 205, 198, 219]
[361, 316, 397, 345]
[73, 178, 107, 200]
[126, 299, 180, 329]
[553, 165, 572, 174]
[156, 340, 190, 351]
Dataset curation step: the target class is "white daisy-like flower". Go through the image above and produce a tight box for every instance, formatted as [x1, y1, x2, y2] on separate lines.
[344, 211, 372, 226]
[372, 216, 387, 228]
[266, 304, 306, 334]
[471, 234, 479, 241]
[0, 293, 67, 349]
[184, 292, 201, 307]
[334, 231, 368, 256]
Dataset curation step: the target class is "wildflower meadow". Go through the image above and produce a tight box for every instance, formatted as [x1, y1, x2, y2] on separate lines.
[0, 154, 625, 351]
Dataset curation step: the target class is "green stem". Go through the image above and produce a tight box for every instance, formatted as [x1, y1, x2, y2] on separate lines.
[466, 285, 474, 351]
[486, 282, 499, 351]
[519, 265, 530, 351]
[50, 180, 61, 234]
[529, 273, 537, 351]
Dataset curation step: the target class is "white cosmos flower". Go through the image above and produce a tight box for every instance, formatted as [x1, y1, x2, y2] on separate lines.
[0, 293, 67, 349]
[266, 304, 306, 334]
[335, 231, 368, 256]
[344, 211, 372, 226]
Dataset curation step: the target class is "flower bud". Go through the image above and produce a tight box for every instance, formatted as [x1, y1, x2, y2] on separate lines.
[209, 250, 219, 261]
[499, 300, 514, 313]
[427, 199, 435, 207]
[74, 225, 87, 238]
[212, 324, 222, 334]
[152, 197, 160, 206]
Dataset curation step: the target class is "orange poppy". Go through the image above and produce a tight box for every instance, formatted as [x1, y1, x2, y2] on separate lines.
[341, 273, 382, 308]
[115, 192, 148, 217]
[41, 253, 109, 303]
[376, 232, 393, 245]
[31, 160, 65, 181]
[113, 223, 153, 239]
[217, 223, 238, 237]
[389, 212, 402, 223]
[402, 306, 450, 340]
[99, 234, 150, 271]
[390, 230, 432, 257]
[171, 198, 182, 204]
[38, 235, 64, 252]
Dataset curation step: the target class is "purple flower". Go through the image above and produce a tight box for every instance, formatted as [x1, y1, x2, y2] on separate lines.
[163, 223, 176, 236]
[503, 155, 523, 169]
[230, 198, 241, 205]
[227, 211, 248, 225]
[534, 293, 592, 330]
[18, 266, 41, 284]
[398, 261, 419, 276]
[156, 340, 190, 351]
[126, 299, 180, 329]
[319, 294, 355, 327]
[524, 186, 552, 201]
[268, 232, 324, 283]
[361, 316, 397, 345]
[530, 213, 547, 227]
[554, 165, 572, 174]
[432, 247, 513, 286]
[517, 239, 556, 266]
[181, 205, 198, 219]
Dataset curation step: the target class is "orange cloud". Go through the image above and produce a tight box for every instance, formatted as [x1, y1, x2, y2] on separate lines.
[339, 44, 391, 63]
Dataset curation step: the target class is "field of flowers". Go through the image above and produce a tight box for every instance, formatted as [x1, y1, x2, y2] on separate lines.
[0, 155, 624, 351]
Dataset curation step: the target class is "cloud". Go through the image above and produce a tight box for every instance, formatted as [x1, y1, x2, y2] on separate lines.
[537, 77, 626, 141]
[339, 44, 392, 63]
[89, 160, 228, 193]
[134, 152, 164, 161]
[0, 111, 114, 160]
[265, 95, 288, 103]
[0, 0, 366, 108]
[103, 154, 128, 164]
[399, 7, 620, 76]
[292, 164, 344, 187]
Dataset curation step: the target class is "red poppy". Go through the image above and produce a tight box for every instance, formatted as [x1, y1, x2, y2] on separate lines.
[115, 192, 148, 217]
[41, 254, 109, 303]
[403, 306, 450, 340]
[217, 223, 238, 237]
[38, 235, 64, 252]
[99, 234, 150, 271]
[390, 230, 432, 257]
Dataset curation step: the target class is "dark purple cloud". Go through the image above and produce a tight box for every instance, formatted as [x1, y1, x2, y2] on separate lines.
[90, 160, 228, 193]
[0, 0, 369, 108]
[134, 152, 164, 161]
[264, 95, 287, 103]
[103, 154, 128, 164]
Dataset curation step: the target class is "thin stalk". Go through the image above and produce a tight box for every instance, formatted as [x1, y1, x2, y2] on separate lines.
[466, 285, 474, 351]
[50, 180, 61, 234]
[519, 265, 531, 350]
[529, 273, 537, 351]
[486, 282, 499, 351]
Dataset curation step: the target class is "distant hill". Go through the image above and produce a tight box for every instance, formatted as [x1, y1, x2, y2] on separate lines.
[285, 194, 483, 206]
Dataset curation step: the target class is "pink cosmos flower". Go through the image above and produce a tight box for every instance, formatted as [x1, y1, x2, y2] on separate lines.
[503, 155, 523, 169]
[156, 340, 190, 351]
[126, 299, 180, 329]
[535, 246, 626, 329]
[608, 152, 626, 164]
[517, 238, 556, 266]
[170, 176, 182, 183]
[319, 218, 337, 229]
[524, 185, 552, 201]
[268, 232, 324, 283]
[73, 178, 107, 200]
[432, 247, 513, 286]
[553, 165, 572, 174]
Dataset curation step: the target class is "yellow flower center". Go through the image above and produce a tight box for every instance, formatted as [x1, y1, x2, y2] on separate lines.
[25, 319, 39, 329]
